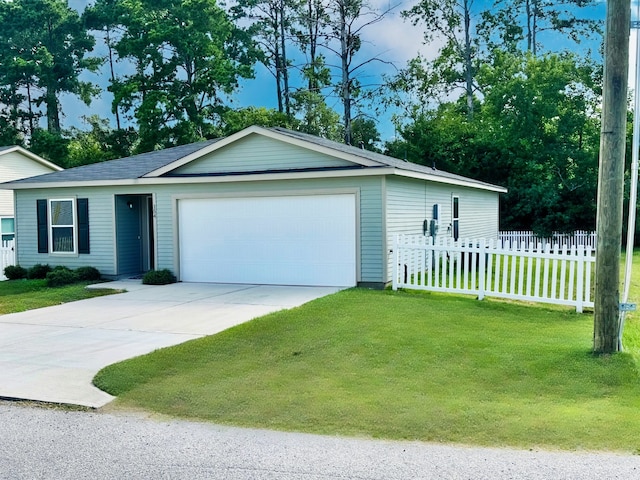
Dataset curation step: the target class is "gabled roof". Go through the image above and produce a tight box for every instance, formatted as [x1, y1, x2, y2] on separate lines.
[0, 145, 63, 172]
[3, 139, 219, 186]
[1, 126, 506, 193]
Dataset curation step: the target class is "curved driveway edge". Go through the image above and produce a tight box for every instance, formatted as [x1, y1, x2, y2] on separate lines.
[0, 281, 342, 408]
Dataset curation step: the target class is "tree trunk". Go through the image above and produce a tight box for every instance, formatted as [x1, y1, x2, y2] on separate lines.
[339, 0, 352, 145]
[45, 85, 60, 134]
[278, 0, 291, 116]
[526, 0, 533, 53]
[593, 0, 630, 354]
[531, 0, 537, 56]
[106, 29, 121, 130]
[307, 0, 319, 92]
[463, 0, 474, 119]
[26, 83, 35, 136]
[274, 8, 284, 114]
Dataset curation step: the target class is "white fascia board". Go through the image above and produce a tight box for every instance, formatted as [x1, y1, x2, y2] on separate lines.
[143, 126, 384, 177]
[6, 168, 396, 189]
[6, 167, 507, 192]
[394, 169, 508, 193]
[0, 146, 63, 171]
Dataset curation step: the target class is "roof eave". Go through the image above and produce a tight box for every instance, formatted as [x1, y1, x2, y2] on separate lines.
[393, 169, 508, 193]
[0, 146, 63, 171]
[5, 167, 507, 193]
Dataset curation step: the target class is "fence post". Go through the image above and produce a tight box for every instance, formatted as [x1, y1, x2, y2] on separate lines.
[576, 245, 585, 313]
[392, 235, 399, 291]
[478, 238, 486, 300]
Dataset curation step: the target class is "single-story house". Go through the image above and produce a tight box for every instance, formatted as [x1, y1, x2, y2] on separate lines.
[3, 126, 506, 288]
[0, 146, 63, 243]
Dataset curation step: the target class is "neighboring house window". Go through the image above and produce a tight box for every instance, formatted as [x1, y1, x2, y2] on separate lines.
[452, 196, 460, 241]
[1, 217, 14, 243]
[36, 198, 90, 254]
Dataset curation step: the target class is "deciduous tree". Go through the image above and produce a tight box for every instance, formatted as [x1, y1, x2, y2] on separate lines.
[0, 0, 99, 136]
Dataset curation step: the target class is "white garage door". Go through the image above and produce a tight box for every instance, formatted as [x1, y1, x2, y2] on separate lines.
[178, 194, 357, 286]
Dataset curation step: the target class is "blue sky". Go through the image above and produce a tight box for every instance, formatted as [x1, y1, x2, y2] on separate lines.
[62, 0, 607, 144]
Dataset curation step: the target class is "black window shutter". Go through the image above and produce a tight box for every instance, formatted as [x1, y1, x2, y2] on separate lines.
[77, 198, 90, 254]
[36, 199, 48, 253]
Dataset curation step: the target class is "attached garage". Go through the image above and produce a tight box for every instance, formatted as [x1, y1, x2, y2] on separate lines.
[6, 125, 506, 287]
[178, 193, 357, 287]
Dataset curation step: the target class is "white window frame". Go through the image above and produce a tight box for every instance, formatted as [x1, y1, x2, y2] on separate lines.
[452, 195, 460, 241]
[48, 198, 77, 254]
[0, 216, 14, 243]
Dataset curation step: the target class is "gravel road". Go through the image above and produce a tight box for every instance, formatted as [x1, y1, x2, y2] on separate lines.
[0, 402, 638, 479]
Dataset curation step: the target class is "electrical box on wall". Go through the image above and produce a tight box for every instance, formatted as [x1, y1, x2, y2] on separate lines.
[423, 204, 443, 237]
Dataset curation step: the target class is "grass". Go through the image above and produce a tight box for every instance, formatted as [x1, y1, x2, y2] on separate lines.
[0, 279, 116, 314]
[5, 258, 640, 452]
[95, 283, 640, 452]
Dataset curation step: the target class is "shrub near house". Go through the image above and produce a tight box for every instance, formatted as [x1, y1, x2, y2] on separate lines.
[3, 264, 101, 287]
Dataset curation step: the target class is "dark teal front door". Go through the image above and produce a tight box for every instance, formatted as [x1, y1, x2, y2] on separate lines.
[116, 195, 153, 277]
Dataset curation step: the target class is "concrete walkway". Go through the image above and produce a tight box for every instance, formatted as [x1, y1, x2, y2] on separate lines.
[0, 281, 341, 408]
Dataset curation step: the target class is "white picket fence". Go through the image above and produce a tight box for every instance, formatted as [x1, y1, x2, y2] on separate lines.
[1, 239, 15, 280]
[392, 235, 596, 312]
[499, 230, 596, 251]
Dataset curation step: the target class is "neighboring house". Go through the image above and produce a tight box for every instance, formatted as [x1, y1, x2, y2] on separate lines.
[0, 146, 63, 243]
[2, 126, 506, 288]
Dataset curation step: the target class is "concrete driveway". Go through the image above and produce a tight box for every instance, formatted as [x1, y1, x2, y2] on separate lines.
[0, 281, 341, 408]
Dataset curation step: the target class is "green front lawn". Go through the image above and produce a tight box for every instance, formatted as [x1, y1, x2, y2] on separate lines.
[0, 279, 116, 314]
[95, 286, 640, 452]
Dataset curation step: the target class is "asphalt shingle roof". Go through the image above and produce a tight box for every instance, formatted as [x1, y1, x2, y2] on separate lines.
[4, 139, 220, 185]
[1, 128, 503, 192]
[268, 127, 502, 190]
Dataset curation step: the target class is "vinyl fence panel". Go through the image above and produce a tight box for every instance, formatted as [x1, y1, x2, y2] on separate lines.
[393, 235, 595, 312]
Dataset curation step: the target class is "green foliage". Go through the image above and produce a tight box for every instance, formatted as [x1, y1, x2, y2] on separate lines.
[3, 265, 27, 281]
[75, 266, 101, 281]
[478, 0, 602, 56]
[66, 116, 137, 167]
[29, 129, 68, 167]
[46, 267, 80, 288]
[221, 107, 295, 136]
[350, 118, 381, 152]
[27, 264, 52, 280]
[387, 51, 601, 234]
[0, 0, 99, 137]
[290, 90, 342, 142]
[230, 0, 296, 116]
[90, 0, 259, 151]
[142, 269, 177, 285]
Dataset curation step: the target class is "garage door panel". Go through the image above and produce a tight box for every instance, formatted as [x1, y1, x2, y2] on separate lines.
[179, 195, 356, 286]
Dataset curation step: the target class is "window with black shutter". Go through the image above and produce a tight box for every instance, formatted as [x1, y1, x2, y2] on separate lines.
[36, 198, 89, 254]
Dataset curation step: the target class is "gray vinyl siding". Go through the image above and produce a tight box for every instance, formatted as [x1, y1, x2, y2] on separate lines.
[385, 176, 500, 282]
[172, 134, 355, 175]
[0, 151, 58, 217]
[14, 177, 386, 283]
[15, 187, 117, 273]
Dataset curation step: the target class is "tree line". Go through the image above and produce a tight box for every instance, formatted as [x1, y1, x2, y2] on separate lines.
[0, 0, 607, 233]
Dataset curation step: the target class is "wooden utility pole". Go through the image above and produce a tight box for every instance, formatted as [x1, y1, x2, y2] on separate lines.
[594, 0, 631, 354]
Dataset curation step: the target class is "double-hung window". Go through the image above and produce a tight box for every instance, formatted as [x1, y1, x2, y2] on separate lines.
[37, 198, 90, 255]
[452, 196, 460, 241]
[50, 199, 76, 253]
[1, 217, 14, 243]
